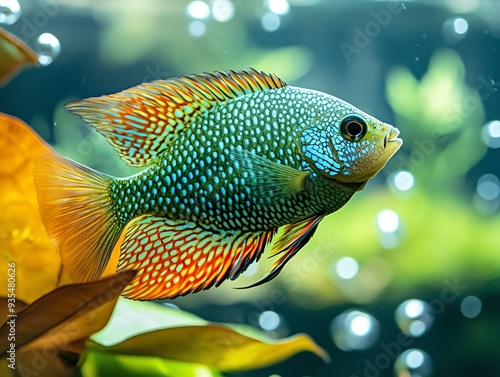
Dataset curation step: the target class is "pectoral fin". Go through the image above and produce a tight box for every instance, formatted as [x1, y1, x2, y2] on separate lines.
[230, 147, 310, 204]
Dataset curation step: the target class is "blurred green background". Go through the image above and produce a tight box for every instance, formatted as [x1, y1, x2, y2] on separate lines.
[1, 0, 500, 376]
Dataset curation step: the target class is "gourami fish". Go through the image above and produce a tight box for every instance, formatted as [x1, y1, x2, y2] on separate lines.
[34, 69, 402, 300]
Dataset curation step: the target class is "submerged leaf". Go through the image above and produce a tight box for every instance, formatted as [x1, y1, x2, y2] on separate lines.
[90, 324, 328, 372]
[0, 114, 123, 304]
[0, 27, 38, 86]
[90, 298, 328, 372]
[0, 270, 136, 356]
[0, 113, 72, 303]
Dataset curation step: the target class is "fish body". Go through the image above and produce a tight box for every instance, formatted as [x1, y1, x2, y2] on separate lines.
[34, 69, 402, 300]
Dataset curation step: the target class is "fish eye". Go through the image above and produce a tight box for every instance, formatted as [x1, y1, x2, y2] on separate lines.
[339, 115, 368, 142]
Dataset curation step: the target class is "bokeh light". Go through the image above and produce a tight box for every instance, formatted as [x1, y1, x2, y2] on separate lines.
[453, 18, 469, 34]
[259, 310, 281, 331]
[261, 12, 281, 32]
[460, 296, 482, 319]
[394, 349, 433, 377]
[442, 17, 468, 44]
[395, 299, 434, 337]
[335, 257, 359, 280]
[211, 0, 234, 22]
[481, 120, 500, 148]
[267, 0, 290, 15]
[188, 20, 207, 37]
[390, 170, 415, 192]
[330, 310, 379, 351]
[376, 209, 401, 248]
[186, 1, 210, 20]
[476, 174, 500, 201]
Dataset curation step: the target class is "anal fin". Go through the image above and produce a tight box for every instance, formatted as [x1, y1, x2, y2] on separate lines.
[117, 215, 275, 300]
[240, 214, 325, 289]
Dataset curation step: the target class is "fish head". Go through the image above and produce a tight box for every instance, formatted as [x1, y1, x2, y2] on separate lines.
[299, 96, 402, 186]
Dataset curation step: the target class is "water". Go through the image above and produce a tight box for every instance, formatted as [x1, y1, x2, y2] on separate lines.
[1, 1, 499, 376]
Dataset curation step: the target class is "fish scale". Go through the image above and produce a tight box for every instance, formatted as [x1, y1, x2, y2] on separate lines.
[34, 68, 402, 300]
[110, 87, 356, 233]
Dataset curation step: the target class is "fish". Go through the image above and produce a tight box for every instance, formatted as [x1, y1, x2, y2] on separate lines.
[34, 68, 402, 300]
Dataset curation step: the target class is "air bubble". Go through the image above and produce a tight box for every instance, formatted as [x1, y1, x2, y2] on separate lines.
[0, 0, 21, 25]
[259, 311, 281, 331]
[212, 0, 234, 22]
[460, 296, 482, 319]
[395, 299, 434, 337]
[481, 120, 500, 148]
[394, 349, 433, 377]
[330, 310, 379, 351]
[33, 33, 61, 66]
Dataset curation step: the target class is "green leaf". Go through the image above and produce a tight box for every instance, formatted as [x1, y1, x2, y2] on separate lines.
[80, 352, 222, 377]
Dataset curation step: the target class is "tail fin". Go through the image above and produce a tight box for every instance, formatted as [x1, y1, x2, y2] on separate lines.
[34, 154, 123, 283]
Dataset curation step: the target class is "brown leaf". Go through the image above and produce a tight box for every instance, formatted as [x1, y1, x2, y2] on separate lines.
[0, 297, 27, 326]
[0, 27, 38, 86]
[89, 323, 330, 372]
[0, 270, 136, 356]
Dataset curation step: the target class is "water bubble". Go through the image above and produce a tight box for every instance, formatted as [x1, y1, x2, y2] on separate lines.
[188, 20, 206, 37]
[335, 257, 359, 280]
[33, 33, 61, 66]
[394, 349, 433, 377]
[267, 0, 290, 15]
[186, 1, 210, 19]
[477, 174, 500, 201]
[460, 296, 482, 319]
[453, 18, 468, 34]
[212, 0, 234, 22]
[377, 210, 399, 233]
[395, 299, 434, 337]
[0, 0, 21, 25]
[376, 209, 401, 248]
[390, 170, 415, 191]
[261, 12, 280, 32]
[259, 311, 281, 331]
[481, 120, 500, 148]
[330, 310, 379, 351]
[442, 17, 468, 45]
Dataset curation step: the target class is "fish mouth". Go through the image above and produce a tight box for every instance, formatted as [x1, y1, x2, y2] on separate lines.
[382, 127, 402, 150]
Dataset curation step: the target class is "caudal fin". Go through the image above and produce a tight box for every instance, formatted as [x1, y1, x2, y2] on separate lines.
[34, 154, 123, 282]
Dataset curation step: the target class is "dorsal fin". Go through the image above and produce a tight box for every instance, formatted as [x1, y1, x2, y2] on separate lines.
[65, 69, 287, 167]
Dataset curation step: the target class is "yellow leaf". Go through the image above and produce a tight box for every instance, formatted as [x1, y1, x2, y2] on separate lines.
[0, 27, 38, 87]
[0, 113, 72, 303]
[90, 323, 329, 372]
